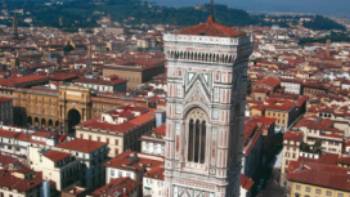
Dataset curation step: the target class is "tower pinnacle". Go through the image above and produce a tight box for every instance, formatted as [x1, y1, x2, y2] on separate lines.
[209, 0, 215, 19]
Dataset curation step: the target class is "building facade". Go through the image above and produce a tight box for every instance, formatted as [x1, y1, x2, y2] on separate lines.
[163, 17, 252, 197]
[3, 85, 148, 134]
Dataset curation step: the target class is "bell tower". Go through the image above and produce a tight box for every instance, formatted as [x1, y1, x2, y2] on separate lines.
[163, 16, 253, 197]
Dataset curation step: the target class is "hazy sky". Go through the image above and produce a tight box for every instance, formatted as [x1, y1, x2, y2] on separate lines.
[150, 0, 350, 18]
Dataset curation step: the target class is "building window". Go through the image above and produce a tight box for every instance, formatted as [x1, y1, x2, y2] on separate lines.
[187, 108, 207, 164]
[315, 189, 321, 194]
[326, 191, 332, 196]
[305, 186, 311, 192]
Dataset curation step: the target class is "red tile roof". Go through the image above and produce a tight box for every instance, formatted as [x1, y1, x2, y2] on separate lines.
[0, 154, 21, 168]
[80, 109, 155, 135]
[0, 170, 42, 193]
[338, 156, 350, 166]
[57, 139, 106, 153]
[284, 131, 303, 142]
[178, 16, 245, 38]
[0, 129, 20, 138]
[0, 73, 48, 87]
[91, 177, 137, 197]
[257, 76, 281, 88]
[106, 151, 163, 173]
[81, 119, 136, 134]
[287, 160, 350, 192]
[264, 98, 296, 112]
[49, 71, 79, 81]
[144, 165, 164, 180]
[295, 118, 337, 132]
[240, 174, 254, 190]
[43, 150, 71, 162]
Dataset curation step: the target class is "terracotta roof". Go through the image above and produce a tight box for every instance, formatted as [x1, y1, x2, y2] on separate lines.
[0, 154, 21, 168]
[295, 118, 334, 131]
[49, 71, 79, 81]
[57, 139, 106, 154]
[80, 109, 155, 135]
[144, 165, 164, 180]
[284, 131, 303, 142]
[0, 129, 20, 139]
[338, 156, 350, 166]
[43, 150, 71, 162]
[257, 76, 281, 88]
[106, 151, 163, 173]
[0, 170, 42, 193]
[81, 119, 136, 134]
[177, 16, 245, 38]
[287, 160, 350, 192]
[264, 98, 296, 112]
[240, 174, 254, 190]
[91, 177, 137, 197]
[0, 73, 48, 87]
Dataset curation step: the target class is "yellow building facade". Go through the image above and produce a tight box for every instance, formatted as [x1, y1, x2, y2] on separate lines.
[289, 181, 350, 197]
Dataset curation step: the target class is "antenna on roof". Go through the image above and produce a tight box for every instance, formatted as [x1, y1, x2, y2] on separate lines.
[209, 0, 215, 19]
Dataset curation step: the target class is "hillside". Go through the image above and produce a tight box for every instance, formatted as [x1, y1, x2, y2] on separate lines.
[0, 0, 346, 32]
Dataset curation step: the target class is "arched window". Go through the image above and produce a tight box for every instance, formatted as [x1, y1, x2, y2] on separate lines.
[187, 108, 207, 164]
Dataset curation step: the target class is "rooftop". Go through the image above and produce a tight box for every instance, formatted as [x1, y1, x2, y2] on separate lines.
[57, 139, 106, 154]
[43, 150, 71, 163]
[106, 151, 163, 173]
[178, 16, 245, 38]
[79, 106, 155, 135]
[287, 160, 350, 192]
[0, 169, 42, 193]
[91, 177, 137, 197]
